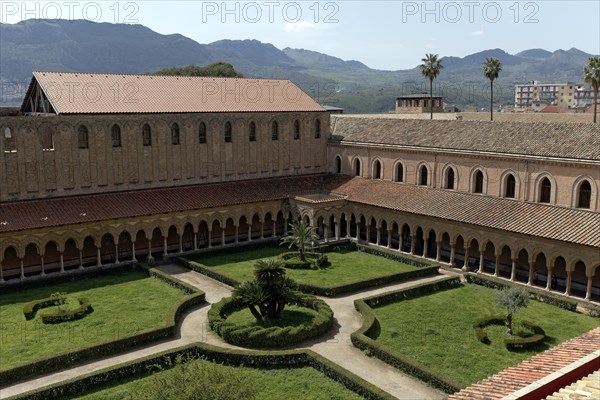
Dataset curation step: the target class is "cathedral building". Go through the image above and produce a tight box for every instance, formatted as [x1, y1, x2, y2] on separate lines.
[1, 72, 599, 303]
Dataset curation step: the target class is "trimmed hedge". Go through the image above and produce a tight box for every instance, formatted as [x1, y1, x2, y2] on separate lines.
[23, 297, 62, 320]
[209, 292, 334, 348]
[10, 343, 397, 400]
[504, 320, 546, 350]
[0, 264, 206, 387]
[351, 277, 464, 394]
[177, 257, 241, 288]
[472, 315, 505, 344]
[279, 251, 328, 269]
[356, 244, 433, 269]
[40, 297, 93, 324]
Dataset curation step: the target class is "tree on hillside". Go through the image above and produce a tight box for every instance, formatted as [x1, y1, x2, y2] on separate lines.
[483, 57, 502, 121]
[584, 57, 600, 123]
[419, 53, 443, 120]
[233, 258, 296, 321]
[280, 221, 320, 262]
[153, 62, 241, 77]
[495, 287, 529, 336]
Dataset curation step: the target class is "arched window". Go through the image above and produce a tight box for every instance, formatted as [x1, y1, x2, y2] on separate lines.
[314, 119, 321, 138]
[373, 160, 382, 179]
[505, 174, 516, 198]
[142, 124, 152, 146]
[473, 170, 484, 193]
[171, 123, 180, 145]
[335, 156, 342, 174]
[77, 125, 89, 149]
[3, 127, 16, 152]
[395, 163, 404, 182]
[249, 121, 256, 142]
[539, 177, 551, 203]
[41, 126, 54, 151]
[271, 121, 279, 141]
[293, 120, 300, 140]
[199, 122, 207, 144]
[577, 180, 592, 208]
[419, 165, 428, 186]
[224, 121, 232, 143]
[111, 124, 121, 148]
[354, 159, 361, 176]
[445, 168, 455, 189]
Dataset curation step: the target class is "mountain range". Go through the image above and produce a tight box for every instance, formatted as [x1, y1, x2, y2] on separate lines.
[1, 19, 596, 112]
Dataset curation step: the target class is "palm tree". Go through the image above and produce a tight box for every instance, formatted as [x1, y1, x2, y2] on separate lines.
[280, 221, 320, 261]
[419, 53, 443, 120]
[584, 57, 600, 123]
[483, 58, 502, 121]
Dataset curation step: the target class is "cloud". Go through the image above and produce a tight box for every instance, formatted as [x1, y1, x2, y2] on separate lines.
[425, 43, 435, 49]
[284, 21, 316, 33]
[471, 31, 484, 36]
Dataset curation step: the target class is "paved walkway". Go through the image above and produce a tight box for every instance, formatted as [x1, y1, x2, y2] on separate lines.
[1, 266, 448, 400]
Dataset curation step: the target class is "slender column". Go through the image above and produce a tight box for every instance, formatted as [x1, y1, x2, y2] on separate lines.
[510, 258, 517, 281]
[272, 221, 277, 238]
[132, 242, 137, 262]
[260, 223, 264, 239]
[208, 230, 213, 248]
[449, 244, 456, 267]
[221, 230, 225, 246]
[97, 248, 102, 267]
[284, 218, 289, 235]
[423, 235, 429, 257]
[463, 246, 470, 271]
[60, 253, 64, 272]
[346, 220, 351, 238]
[115, 244, 120, 264]
[163, 237, 168, 256]
[248, 225, 252, 242]
[79, 248, 83, 269]
[235, 226, 239, 244]
[0, 260, 3, 283]
[494, 255, 500, 277]
[435, 241, 441, 261]
[41, 255, 45, 276]
[387, 230, 392, 248]
[356, 224, 360, 241]
[193, 232, 198, 250]
[478, 250, 484, 273]
[179, 235, 183, 253]
[545, 266, 553, 290]
[324, 226, 329, 243]
[585, 275, 593, 301]
[527, 259, 535, 285]
[376, 228, 381, 246]
[20, 259, 25, 280]
[335, 222, 341, 241]
[565, 269, 573, 296]
[147, 239, 153, 260]
[410, 236, 416, 255]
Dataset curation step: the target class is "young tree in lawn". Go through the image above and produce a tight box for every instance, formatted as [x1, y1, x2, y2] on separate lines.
[419, 53, 443, 120]
[584, 57, 600, 124]
[495, 286, 529, 336]
[483, 57, 502, 121]
[280, 220, 320, 262]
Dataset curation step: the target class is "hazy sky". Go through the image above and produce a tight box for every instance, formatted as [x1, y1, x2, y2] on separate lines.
[2, 0, 599, 70]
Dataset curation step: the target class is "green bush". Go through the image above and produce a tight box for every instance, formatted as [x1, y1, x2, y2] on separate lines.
[279, 252, 329, 269]
[472, 315, 505, 344]
[504, 320, 546, 350]
[23, 297, 62, 320]
[209, 292, 334, 348]
[40, 297, 93, 324]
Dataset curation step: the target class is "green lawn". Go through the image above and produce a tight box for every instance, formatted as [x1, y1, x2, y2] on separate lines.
[190, 247, 418, 287]
[372, 284, 599, 388]
[73, 358, 365, 400]
[227, 305, 318, 328]
[0, 271, 188, 371]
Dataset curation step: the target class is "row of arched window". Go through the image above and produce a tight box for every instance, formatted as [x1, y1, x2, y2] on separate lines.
[340, 157, 594, 209]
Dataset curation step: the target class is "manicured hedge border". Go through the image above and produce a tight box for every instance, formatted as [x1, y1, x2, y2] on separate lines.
[472, 315, 546, 349]
[0, 264, 206, 387]
[465, 273, 600, 317]
[177, 250, 440, 297]
[10, 342, 397, 400]
[351, 277, 464, 394]
[40, 297, 93, 324]
[355, 243, 433, 269]
[209, 292, 334, 348]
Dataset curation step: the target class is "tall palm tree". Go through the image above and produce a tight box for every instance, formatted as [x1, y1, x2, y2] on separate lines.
[483, 58, 502, 121]
[280, 221, 320, 261]
[419, 53, 443, 120]
[584, 57, 600, 123]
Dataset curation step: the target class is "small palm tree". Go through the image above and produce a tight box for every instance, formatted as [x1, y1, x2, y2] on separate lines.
[253, 258, 286, 288]
[483, 57, 502, 121]
[233, 281, 268, 321]
[280, 221, 320, 261]
[584, 57, 600, 123]
[419, 53, 443, 120]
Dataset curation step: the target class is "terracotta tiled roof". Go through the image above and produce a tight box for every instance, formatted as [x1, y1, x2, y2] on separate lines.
[327, 178, 600, 248]
[330, 115, 600, 160]
[448, 327, 600, 400]
[23, 71, 325, 114]
[0, 175, 336, 233]
[540, 105, 567, 113]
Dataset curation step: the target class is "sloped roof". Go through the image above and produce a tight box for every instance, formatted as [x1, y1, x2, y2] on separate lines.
[330, 115, 600, 161]
[21, 71, 325, 114]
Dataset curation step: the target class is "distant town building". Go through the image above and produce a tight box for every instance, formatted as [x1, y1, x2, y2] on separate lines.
[514, 81, 594, 111]
[396, 93, 443, 114]
[322, 105, 344, 114]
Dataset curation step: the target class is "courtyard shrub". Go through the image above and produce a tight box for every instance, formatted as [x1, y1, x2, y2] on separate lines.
[472, 315, 506, 344]
[40, 297, 93, 324]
